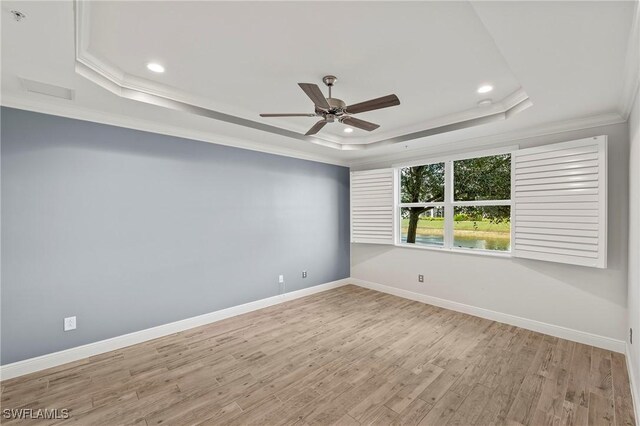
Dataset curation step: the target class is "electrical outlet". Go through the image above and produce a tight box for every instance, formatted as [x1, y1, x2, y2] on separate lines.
[278, 275, 284, 283]
[418, 274, 424, 283]
[278, 274, 285, 294]
[302, 271, 307, 278]
[64, 316, 76, 332]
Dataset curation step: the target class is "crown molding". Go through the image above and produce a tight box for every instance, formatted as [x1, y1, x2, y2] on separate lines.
[619, 0, 640, 119]
[1, 96, 624, 170]
[73, 0, 531, 151]
[349, 111, 625, 169]
[343, 87, 531, 147]
[0, 95, 350, 167]
[358, 95, 532, 151]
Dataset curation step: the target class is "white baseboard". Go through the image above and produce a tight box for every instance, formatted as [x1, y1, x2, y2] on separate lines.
[350, 278, 626, 353]
[626, 343, 640, 422]
[0, 279, 350, 381]
[1, 277, 627, 381]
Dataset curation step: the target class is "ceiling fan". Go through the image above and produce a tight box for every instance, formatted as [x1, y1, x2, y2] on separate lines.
[260, 75, 400, 136]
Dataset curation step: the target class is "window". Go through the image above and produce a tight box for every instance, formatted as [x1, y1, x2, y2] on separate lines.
[453, 206, 511, 251]
[353, 136, 606, 267]
[400, 207, 445, 246]
[399, 163, 444, 247]
[398, 152, 512, 253]
[452, 154, 512, 251]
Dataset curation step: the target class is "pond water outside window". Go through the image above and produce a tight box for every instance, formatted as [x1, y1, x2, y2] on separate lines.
[398, 152, 512, 253]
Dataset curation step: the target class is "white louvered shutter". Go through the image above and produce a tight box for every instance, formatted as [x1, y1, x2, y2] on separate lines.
[513, 136, 607, 268]
[351, 169, 395, 244]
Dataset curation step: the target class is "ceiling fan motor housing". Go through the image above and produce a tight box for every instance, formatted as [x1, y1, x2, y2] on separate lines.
[317, 97, 347, 118]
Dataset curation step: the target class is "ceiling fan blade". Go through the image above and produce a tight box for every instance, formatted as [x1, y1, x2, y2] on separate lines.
[346, 94, 400, 115]
[341, 116, 380, 132]
[260, 113, 316, 117]
[298, 83, 331, 110]
[305, 120, 328, 136]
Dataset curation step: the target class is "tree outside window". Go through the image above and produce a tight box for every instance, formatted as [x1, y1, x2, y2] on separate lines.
[400, 163, 444, 244]
[399, 153, 512, 251]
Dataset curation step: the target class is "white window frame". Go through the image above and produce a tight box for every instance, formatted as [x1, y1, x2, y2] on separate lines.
[394, 146, 517, 257]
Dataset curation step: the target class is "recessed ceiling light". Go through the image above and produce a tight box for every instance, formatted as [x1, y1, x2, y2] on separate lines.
[477, 84, 493, 94]
[344, 127, 354, 133]
[477, 99, 493, 107]
[146, 62, 165, 73]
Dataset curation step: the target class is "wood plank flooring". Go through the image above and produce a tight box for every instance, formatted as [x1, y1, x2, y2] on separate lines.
[0, 285, 636, 425]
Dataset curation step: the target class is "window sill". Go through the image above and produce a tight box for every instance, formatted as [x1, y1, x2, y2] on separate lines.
[394, 243, 512, 258]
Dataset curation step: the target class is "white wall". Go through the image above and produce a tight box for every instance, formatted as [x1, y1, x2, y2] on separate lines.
[628, 86, 640, 403]
[352, 122, 629, 345]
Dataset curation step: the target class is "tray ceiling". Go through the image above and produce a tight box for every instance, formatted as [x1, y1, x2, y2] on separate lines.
[1, 1, 637, 164]
[76, 1, 531, 149]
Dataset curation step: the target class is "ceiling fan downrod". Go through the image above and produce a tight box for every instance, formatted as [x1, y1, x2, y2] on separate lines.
[323, 75, 337, 99]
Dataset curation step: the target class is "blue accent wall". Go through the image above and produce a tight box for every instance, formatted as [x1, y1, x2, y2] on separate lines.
[1, 107, 350, 364]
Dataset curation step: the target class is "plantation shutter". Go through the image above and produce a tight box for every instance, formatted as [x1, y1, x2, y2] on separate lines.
[351, 169, 395, 244]
[513, 136, 607, 268]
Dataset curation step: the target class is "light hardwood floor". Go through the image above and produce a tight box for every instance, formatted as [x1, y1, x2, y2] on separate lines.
[0, 285, 636, 425]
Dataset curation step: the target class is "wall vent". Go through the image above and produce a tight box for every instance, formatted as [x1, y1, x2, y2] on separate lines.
[19, 78, 74, 100]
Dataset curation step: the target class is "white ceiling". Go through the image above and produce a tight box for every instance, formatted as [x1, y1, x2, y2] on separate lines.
[85, 1, 524, 144]
[1, 1, 638, 166]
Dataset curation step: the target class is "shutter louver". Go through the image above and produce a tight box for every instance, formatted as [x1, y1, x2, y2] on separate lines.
[513, 136, 607, 268]
[351, 169, 395, 244]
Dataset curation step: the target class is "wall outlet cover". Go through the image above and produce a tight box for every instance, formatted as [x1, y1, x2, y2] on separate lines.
[64, 316, 76, 332]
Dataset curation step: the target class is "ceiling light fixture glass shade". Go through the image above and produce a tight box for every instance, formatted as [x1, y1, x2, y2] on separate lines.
[146, 63, 165, 73]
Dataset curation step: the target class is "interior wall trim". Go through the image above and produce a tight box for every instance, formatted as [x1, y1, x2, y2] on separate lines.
[350, 111, 626, 169]
[0, 98, 349, 167]
[1, 97, 624, 170]
[626, 343, 640, 423]
[350, 278, 627, 353]
[0, 279, 351, 381]
[1, 277, 630, 381]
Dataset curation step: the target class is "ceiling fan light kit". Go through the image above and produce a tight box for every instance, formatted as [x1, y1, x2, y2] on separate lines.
[260, 75, 400, 136]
